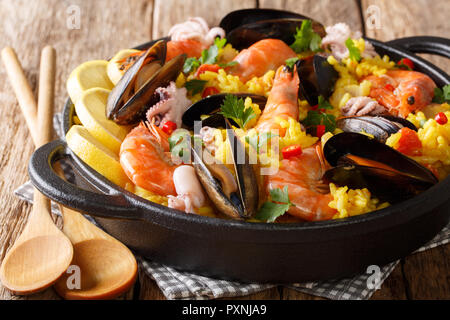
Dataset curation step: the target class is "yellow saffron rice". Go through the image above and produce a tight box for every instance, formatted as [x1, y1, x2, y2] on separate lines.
[329, 183, 389, 219]
[387, 109, 450, 180]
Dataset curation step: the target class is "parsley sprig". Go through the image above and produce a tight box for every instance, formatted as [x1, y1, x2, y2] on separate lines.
[285, 57, 299, 70]
[432, 84, 450, 104]
[290, 20, 322, 53]
[256, 186, 294, 223]
[345, 38, 361, 62]
[184, 79, 208, 95]
[183, 37, 228, 74]
[218, 94, 256, 129]
[301, 96, 336, 134]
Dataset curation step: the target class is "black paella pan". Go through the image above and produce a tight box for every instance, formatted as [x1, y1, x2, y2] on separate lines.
[28, 9, 450, 283]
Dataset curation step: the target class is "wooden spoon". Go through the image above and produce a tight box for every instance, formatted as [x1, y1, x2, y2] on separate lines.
[2, 47, 138, 299]
[53, 204, 138, 300]
[0, 46, 74, 295]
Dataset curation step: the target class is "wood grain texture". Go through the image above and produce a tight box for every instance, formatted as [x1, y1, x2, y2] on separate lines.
[152, 0, 257, 39]
[259, 0, 363, 32]
[0, 0, 153, 300]
[361, 0, 450, 300]
[361, 0, 450, 73]
[403, 246, 450, 299]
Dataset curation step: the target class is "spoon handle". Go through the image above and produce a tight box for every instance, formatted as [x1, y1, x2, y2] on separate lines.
[33, 46, 56, 217]
[36, 46, 56, 147]
[1, 47, 39, 146]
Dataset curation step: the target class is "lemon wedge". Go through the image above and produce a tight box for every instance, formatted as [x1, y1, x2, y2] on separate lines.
[75, 87, 129, 154]
[66, 125, 130, 188]
[107, 49, 140, 85]
[67, 60, 114, 105]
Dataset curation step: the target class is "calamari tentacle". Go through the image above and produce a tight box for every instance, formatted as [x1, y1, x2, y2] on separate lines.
[168, 17, 225, 46]
[146, 82, 192, 128]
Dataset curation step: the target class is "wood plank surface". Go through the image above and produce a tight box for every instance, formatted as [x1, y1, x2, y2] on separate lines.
[0, 0, 448, 300]
[362, 0, 450, 74]
[152, 0, 257, 39]
[0, 0, 154, 300]
[361, 0, 450, 300]
[259, 0, 363, 32]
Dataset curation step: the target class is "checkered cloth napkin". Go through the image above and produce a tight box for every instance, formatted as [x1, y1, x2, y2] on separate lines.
[14, 114, 450, 300]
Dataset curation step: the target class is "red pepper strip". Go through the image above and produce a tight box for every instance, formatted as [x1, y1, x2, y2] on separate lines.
[397, 58, 414, 70]
[202, 86, 220, 98]
[196, 64, 220, 76]
[435, 112, 448, 125]
[395, 127, 422, 156]
[282, 145, 303, 159]
[316, 125, 326, 138]
[162, 121, 177, 135]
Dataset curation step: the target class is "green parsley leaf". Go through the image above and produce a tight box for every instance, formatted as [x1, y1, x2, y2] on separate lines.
[218, 94, 256, 129]
[185, 79, 208, 95]
[396, 61, 412, 71]
[201, 44, 219, 65]
[302, 96, 336, 134]
[183, 57, 201, 74]
[199, 37, 227, 65]
[345, 38, 361, 62]
[214, 37, 227, 50]
[310, 32, 322, 52]
[256, 186, 294, 223]
[445, 85, 450, 101]
[183, 37, 229, 74]
[285, 57, 299, 70]
[290, 20, 322, 53]
[432, 84, 450, 104]
[318, 95, 334, 110]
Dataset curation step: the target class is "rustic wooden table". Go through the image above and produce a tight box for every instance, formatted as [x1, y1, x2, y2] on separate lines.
[0, 0, 448, 300]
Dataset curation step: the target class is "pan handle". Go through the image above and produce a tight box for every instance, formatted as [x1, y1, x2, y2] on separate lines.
[28, 139, 143, 221]
[386, 36, 450, 59]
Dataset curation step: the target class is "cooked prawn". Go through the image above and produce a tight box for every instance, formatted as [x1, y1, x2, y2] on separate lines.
[267, 145, 336, 221]
[255, 65, 299, 136]
[165, 39, 206, 62]
[120, 122, 178, 196]
[229, 39, 297, 82]
[118, 40, 206, 72]
[363, 70, 436, 118]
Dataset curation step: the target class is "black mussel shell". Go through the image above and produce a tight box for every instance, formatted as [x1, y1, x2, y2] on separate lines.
[106, 40, 167, 121]
[190, 119, 259, 219]
[219, 8, 310, 34]
[323, 132, 437, 183]
[226, 18, 325, 51]
[336, 115, 417, 143]
[323, 132, 437, 202]
[324, 165, 434, 203]
[108, 53, 187, 125]
[296, 55, 338, 106]
[182, 93, 267, 129]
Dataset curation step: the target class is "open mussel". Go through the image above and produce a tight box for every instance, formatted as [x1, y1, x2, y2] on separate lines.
[191, 119, 259, 219]
[220, 8, 311, 34]
[323, 132, 438, 203]
[106, 40, 186, 125]
[226, 18, 325, 51]
[296, 55, 338, 106]
[336, 115, 417, 143]
[182, 93, 267, 129]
